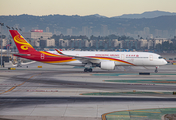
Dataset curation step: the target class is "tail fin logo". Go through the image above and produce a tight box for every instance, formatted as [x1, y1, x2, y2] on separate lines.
[14, 35, 33, 50]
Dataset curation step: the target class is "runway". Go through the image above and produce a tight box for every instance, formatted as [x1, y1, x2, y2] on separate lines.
[0, 62, 176, 120]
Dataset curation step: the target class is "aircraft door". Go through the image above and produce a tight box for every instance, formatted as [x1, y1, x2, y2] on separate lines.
[41, 53, 45, 60]
[149, 55, 153, 61]
[121, 54, 125, 60]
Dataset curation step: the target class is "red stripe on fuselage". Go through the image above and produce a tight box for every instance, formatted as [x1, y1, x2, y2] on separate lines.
[14, 51, 75, 63]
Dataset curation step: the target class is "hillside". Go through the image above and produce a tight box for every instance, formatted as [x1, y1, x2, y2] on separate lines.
[115, 10, 176, 18]
[1, 12, 176, 36]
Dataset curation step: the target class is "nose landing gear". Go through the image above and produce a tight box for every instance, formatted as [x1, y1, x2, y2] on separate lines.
[155, 66, 158, 73]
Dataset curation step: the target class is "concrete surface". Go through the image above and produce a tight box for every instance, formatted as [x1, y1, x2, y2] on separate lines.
[0, 62, 176, 120]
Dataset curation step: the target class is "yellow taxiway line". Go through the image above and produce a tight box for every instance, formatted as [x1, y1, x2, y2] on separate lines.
[0, 74, 40, 95]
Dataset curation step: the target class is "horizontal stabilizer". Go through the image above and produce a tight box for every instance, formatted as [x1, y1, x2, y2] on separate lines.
[11, 52, 31, 56]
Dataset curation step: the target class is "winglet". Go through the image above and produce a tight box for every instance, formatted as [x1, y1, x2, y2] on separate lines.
[55, 49, 63, 55]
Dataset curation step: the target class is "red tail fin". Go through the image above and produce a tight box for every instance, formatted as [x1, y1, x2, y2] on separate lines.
[9, 30, 36, 53]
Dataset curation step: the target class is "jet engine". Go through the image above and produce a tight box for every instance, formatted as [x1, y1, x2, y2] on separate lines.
[100, 61, 115, 70]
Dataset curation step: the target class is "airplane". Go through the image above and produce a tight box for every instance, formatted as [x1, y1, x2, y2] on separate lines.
[9, 30, 167, 73]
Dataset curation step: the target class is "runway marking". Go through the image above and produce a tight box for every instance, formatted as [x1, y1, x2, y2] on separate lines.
[153, 81, 176, 83]
[106, 115, 130, 118]
[153, 91, 163, 94]
[131, 115, 148, 117]
[104, 79, 176, 84]
[26, 90, 59, 92]
[81, 91, 172, 96]
[0, 74, 41, 95]
[102, 108, 176, 120]
[0, 84, 18, 85]
[106, 114, 148, 118]
[143, 66, 149, 69]
[130, 111, 161, 113]
[120, 66, 126, 71]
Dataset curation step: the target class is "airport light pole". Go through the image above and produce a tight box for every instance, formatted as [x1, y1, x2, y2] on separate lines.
[6, 26, 10, 62]
[0, 23, 4, 67]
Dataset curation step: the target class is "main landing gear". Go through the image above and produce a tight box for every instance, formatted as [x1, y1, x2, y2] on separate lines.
[84, 63, 93, 72]
[155, 66, 158, 73]
[84, 68, 93, 72]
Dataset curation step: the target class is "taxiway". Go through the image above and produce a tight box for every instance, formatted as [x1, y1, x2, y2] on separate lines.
[0, 62, 176, 120]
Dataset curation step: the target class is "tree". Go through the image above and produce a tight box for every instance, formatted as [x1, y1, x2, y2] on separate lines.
[156, 43, 162, 52]
[90, 46, 96, 49]
[162, 41, 169, 51]
[47, 46, 55, 48]
[131, 46, 136, 49]
[108, 34, 118, 39]
[99, 46, 104, 49]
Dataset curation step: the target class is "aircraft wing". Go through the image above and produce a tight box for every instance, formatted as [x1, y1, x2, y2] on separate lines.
[55, 49, 100, 64]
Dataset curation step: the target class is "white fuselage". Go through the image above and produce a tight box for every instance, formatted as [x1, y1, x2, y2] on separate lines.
[48, 51, 167, 67]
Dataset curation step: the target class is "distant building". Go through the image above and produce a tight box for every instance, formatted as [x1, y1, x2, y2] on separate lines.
[101, 25, 108, 36]
[138, 31, 145, 38]
[46, 27, 50, 32]
[82, 26, 92, 37]
[54, 29, 62, 35]
[40, 40, 46, 48]
[22, 29, 52, 39]
[2, 39, 7, 47]
[144, 27, 150, 38]
[68, 39, 87, 48]
[85, 40, 93, 47]
[139, 39, 148, 48]
[149, 34, 154, 39]
[148, 40, 153, 49]
[112, 39, 119, 47]
[67, 29, 72, 36]
[155, 29, 163, 38]
[154, 38, 172, 47]
[40, 39, 55, 48]
[154, 39, 163, 46]
[30, 39, 40, 47]
[59, 39, 69, 47]
[46, 39, 55, 47]
[118, 41, 123, 48]
[22, 29, 53, 48]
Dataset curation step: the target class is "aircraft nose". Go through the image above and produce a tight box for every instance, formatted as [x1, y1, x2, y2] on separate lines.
[163, 59, 167, 65]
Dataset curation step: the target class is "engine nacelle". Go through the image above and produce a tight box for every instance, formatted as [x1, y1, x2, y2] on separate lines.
[100, 61, 115, 70]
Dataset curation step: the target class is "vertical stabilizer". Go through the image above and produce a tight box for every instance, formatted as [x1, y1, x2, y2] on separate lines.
[9, 30, 36, 53]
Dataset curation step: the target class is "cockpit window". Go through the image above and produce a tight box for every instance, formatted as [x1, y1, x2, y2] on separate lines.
[158, 56, 163, 59]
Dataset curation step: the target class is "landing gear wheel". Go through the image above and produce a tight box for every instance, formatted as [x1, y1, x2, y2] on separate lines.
[84, 68, 93, 72]
[84, 68, 88, 72]
[88, 68, 92, 72]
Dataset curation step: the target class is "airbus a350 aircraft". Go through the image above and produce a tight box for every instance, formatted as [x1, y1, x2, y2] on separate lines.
[9, 30, 167, 73]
